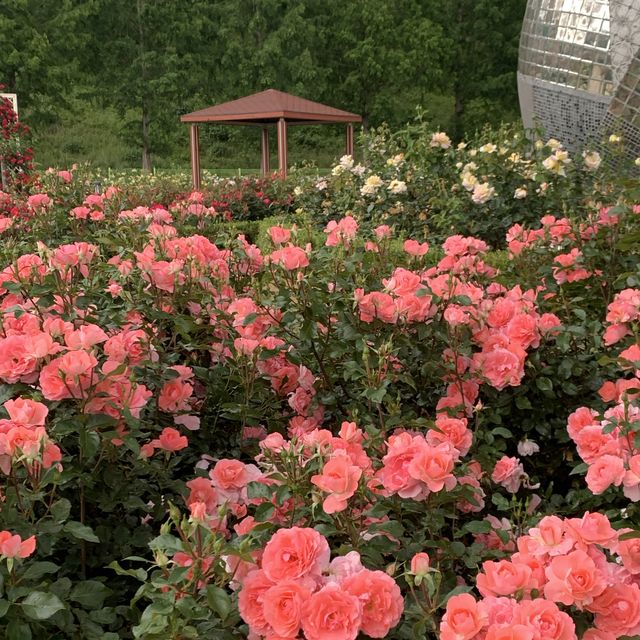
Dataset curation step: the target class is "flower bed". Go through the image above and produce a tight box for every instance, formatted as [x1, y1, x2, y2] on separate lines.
[0, 134, 638, 638]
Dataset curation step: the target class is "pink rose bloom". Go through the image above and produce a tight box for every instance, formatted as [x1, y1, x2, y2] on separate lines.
[311, 451, 362, 514]
[476, 559, 533, 598]
[407, 443, 457, 493]
[473, 346, 525, 390]
[326, 551, 364, 584]
[209, 459, 261, 502]
[154, 427, 188, 452]
[527, 515, 574, 557]
[544, 549, 607, 608]
[376, 433, 427, 499]
[477, 596, 518, 628]
[27, 193, 51, 210]
[342, 569, 404, 638]
[185, 477, 218, 515]
[0, 531, 36, 559]
[261, 527, 330, 582]
[615, 529, 640, 574]
[238, 569, 274, 636]
[585, 455, 625, 494]
[262, 579, 311, 638]
[515, 599, 577, 640]
[590, 583, 640, 637]
[582, 630, 615, 640]
[566, 512, 617, 549]
[357, 291, 397, 324]
[491, 456, 525, 493]
[39, 350, 98, 400]
[301, 583, 362, 640]
[566, 407, 599, 440]
[374, 224, 392, 240]
[623, 455, 640, 501]
[267, 226, 292, 245]
[158, 378, 193, 413]
[427, 416, 472, 457]
[324, 216, 358, 248]
[485, 624, 534, 640]
[269, 246, 309, 270]
[487, 298, 517, 328]
[603, 323, 631, 345]
[4, 398, 48, 427]
[440, 593, 487, 640]
[403, 239, 430, 256]
[507, 314, 540, 350]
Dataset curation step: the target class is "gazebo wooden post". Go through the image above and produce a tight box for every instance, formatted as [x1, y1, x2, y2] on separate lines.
[345, 123, 354, 157]
[261, 126, 270, 176]
[189, 124, 201, 190]
[277, 118, 288, 178]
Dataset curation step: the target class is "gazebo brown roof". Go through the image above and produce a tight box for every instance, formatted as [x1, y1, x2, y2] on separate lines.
[180, 89, 362, 187]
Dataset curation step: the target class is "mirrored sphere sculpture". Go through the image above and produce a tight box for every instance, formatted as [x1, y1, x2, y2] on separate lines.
[518, 0, 640, 155]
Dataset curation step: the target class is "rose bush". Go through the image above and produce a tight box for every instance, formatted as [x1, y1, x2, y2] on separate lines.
[0, 123, 638, 637]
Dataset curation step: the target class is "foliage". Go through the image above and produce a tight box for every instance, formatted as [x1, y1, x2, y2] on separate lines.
[0, 0, 525, 169]
[0, 126, 638, 638]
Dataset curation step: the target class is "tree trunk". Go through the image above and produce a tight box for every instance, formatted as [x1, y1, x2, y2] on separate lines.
[137, 0, 152, 172]
[141, 107, 152, 172]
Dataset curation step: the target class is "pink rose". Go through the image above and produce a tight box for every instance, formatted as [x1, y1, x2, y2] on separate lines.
[311, 451, 362, 514]
[301, 583, 362, 640]
[476, 559, 533, 598]
[0, 531, 36, 559]
[4, 398, 48, 427]
[267, 226, 292, 245]
[262, 579, 311, 637]
[585, 455, 625, 494]
[491, 456, 525, 493]
[516, 599, 576, 640]
[238, 569, 274, 635]
[261, 527, 330, 582]
[269, 246, 309, 270]
[342, 569, 404, 638]
[544, 549, 607, 607]
[440, 593, 487, 640]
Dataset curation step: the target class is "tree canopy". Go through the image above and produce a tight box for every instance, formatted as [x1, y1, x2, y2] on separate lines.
[0, 0, 527, 168]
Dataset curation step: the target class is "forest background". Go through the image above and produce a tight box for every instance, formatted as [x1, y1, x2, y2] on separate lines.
[0, 0, 526, 170]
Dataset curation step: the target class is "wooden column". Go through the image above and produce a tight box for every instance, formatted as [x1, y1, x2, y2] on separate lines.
[345, 123, 354, 158]
[261, 127, 270, 176]
[277, 118, 288, 178]
[189, 124, 201, 190]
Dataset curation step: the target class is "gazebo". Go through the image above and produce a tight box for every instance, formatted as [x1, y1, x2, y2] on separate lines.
[180, 89, 362, 188]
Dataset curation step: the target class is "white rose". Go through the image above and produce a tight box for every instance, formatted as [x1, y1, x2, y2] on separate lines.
[471, 182, 495, 204]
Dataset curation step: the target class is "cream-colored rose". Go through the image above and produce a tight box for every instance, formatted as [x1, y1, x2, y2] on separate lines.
[609, 134, 621, 144]
[582, 150, 602, 171]
[546, 138, 562, 150]
[461, 172, 477, 191]
[388, 179, 407, 194]
[514, 187, 527, 199]
[339, 154, 354, 169]
[471, 182, 495, 204]
[360, 175, 383, 195]
[386, 153, 404, 167]
[479, 143, 497, 154]
[332, 164, 345, 176]
[430, 132, 451, 149]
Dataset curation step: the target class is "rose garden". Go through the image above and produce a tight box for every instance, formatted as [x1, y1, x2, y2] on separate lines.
[1, 92, 640, 639]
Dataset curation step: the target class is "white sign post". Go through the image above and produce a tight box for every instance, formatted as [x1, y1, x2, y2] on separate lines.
[0, 93, 18, 117]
